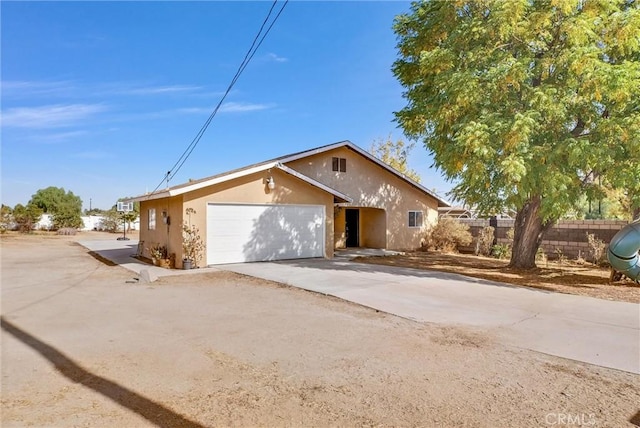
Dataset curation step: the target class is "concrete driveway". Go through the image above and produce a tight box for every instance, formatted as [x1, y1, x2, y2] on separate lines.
[80, 240, 639, 374]
[221, 256, 640, 374]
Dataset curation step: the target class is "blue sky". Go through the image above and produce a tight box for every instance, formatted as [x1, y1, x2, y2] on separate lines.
[1, 1, 452, 210]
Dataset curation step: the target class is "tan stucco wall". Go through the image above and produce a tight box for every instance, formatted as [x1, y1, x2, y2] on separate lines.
[360, 208, 386, 248]
[334, 208, 346, 248]
[139, 196, 184, 266]
[285, 146, 439, 250]
[179, 169, 335, 267]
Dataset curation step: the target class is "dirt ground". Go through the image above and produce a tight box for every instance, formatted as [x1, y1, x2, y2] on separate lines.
[1, 233, 639, 427]
[356, 251, 640, 304]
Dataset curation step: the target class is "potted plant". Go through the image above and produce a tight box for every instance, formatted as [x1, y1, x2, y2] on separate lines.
[148, 243, 171, 268]
[182, 208, 205, 269]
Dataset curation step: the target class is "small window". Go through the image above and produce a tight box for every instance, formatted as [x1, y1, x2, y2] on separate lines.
[332, 157, 346, 172]
[408, 211, 423, 228]
[148, 208, 156, 230]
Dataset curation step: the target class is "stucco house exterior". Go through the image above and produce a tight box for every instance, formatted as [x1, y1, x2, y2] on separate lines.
[128, 141, 449, 267]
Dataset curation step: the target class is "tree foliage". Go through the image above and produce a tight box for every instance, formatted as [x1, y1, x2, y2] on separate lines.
[13, 203, 43, 232]
[570, 186, 634, 220]
[1, 205, 13, 233]
[29, 186, 83, 229]
[99, 209, 122, 233]
[84, 208, 106, 216]
[369, 136, 422, 182]
[393, 0, 640, 267]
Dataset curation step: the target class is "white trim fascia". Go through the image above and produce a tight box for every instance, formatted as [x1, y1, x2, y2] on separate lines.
[277, 141, 349, 164]
[127, 140, 450, 206]
[276, 164, 353, 203]
[127, 161, 281, 202]
[125, 190, 170, 203]
[127, 160, 353, 204]
[279, 141, 451, 207]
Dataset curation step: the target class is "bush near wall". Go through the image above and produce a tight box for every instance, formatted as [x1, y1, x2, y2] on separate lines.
[426, 218, 473, 252]
[456, 219, 628, 260]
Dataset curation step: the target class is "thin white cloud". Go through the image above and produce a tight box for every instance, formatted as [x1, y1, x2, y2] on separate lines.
[2, 80, 206, 99]
[266, 52, 288, 63]
[218, 102, 274, 113]
[1, 80, 75, 97]
[115, 84, 203, 96]
[1, 104, 107, 128]
[175, 102, 274, 115]
[175, 107, 211, 115]
[73, 151, 112, 160]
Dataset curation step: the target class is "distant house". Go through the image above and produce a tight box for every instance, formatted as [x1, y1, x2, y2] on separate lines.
[438, 206, 475, 219]
[127, 141, 449, 267]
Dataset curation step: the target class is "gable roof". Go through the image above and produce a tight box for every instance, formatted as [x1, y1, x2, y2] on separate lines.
[276, 141, 450, 207]
[128, 140, 450, 207]
[127, 161, 352, 203]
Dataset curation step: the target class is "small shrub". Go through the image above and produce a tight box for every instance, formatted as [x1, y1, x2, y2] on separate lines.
[475, 226, 495, 256]
[536, 247, 547, 264]
[554, 248, 566, 264]
[182, 223, 205, 264]
[56, 227, 77, 235]
[99, 209, 122, 233]
[492, 243, 511, 260]
[586, 232, 606, 265]
[426, 218, 473, 252]
[490, 228, 515, 260]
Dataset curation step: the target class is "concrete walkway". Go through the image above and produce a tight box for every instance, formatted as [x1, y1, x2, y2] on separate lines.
[78, 239, 221, 279]
[79, 240, 639, 374]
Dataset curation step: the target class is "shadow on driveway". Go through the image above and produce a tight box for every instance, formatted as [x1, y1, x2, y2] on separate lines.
[271, 257, 551, 293]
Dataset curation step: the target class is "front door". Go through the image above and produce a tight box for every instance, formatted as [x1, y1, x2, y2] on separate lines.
[345, 209, 359, 247]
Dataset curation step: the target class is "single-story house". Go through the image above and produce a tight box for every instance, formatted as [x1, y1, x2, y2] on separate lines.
[127, 141, 450, 267]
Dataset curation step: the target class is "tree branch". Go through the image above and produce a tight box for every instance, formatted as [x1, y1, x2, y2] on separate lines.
[570, 118, 585, 137]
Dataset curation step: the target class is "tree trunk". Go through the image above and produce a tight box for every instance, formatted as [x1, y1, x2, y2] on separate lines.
[509, 195, 554, 269]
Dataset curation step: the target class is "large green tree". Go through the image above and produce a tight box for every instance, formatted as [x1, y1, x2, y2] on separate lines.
[29, 186, 83, 229]
[393, 0, 640, 268]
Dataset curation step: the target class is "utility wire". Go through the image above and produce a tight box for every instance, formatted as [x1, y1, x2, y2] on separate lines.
[167, 0, 278, 181]
[169, 0, 288, 183]
[148, 0, 288, 195]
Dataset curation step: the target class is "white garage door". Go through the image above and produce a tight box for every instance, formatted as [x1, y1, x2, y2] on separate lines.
[206, 203, 325, 265]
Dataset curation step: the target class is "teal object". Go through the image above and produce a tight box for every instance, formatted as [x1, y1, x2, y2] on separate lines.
[607, 221, 640, 281]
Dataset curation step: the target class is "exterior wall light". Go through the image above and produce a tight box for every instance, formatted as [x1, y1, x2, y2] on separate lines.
[267, 176, 276, 190]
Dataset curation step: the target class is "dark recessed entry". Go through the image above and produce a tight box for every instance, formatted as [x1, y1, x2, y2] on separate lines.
[345, 208, 359, 247]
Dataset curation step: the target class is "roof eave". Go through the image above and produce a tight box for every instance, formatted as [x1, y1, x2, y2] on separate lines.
[279, 141, 451, 207]
[126, 161, 281, 202]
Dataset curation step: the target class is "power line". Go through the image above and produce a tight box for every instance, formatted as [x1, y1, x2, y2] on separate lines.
[148, 0, 289, 195]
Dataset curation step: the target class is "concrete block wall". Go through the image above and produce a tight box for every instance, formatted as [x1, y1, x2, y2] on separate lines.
[456, 218, 628, 259]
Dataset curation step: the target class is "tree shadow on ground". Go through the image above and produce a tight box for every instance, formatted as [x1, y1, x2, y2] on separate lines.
[273, 257, 547, 293]
[1, 316, 205, 428]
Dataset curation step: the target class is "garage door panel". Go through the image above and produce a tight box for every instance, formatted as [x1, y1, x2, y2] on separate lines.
[207, 204, 324, 265]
